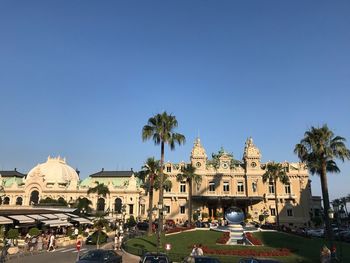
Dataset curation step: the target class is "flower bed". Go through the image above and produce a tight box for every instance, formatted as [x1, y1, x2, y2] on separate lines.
[202, 246, 291, 257]
[216, 231, 230, 244]
[245, 232, 262, 245]
[165, 226, 195, 234]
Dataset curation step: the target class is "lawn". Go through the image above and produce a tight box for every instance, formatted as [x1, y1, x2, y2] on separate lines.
[125, 230, 350, 263]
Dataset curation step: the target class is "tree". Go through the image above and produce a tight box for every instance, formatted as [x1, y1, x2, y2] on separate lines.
[340, 196, 348, 217]
[262, 162, 289, 228]
[142, 111, 185, 239]
[87, 182, 110, 212]
[74, 197, 93, 214]
[140, 157, 160, 236]
[294, 124, 350, 245]
[176, 164, 202, 225]
[92, 215, 109, 249]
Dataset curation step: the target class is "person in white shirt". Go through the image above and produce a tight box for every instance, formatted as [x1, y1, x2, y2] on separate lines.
[48, 234, 55, 252]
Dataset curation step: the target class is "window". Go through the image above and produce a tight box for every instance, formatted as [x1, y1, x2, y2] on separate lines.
[180, 206, 185, 214]
[165, 205, 170, 214]
[287, 208, 293, 217]
[285, 183, 291, 194]
[223, 182, 230, 192]
[165, 186, 172, 192]
[129, 204, 134, 215]
[166, 166, 171, 173]
[180, 182, 186, 193]
[237, 182, 244, 193]
[270, 208, 276, 216]
[209, 182, 215, 192]
[252, 182, 257, 193]
[268, 182, 275, 194]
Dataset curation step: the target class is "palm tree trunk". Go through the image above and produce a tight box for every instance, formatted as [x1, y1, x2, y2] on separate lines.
[274, 179, 280, 228]
[188, 178, 192, 225]
[157, 141, 165, 249]
[148, 175, 154, 236]
[321, 161, 333, 248]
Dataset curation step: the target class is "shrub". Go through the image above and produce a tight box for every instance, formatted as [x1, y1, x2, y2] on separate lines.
[245, 232, 262, 245]
[7, 229, 19, 240]
[28, 227, 41, 237]
[126, 216, 137, 228]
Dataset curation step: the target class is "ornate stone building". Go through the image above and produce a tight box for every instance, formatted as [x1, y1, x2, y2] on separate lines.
[158, 138, 313, 227]
[0, 139, 317, 227]
[0, 157, 145, 221]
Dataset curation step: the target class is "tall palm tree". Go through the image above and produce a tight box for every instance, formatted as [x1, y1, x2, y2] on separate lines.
[176, 164, 202, 225]
[294, 124, 350, 244]
[262, 162, 289, 228]
[87, 182, 110, 212]
[142, 111, 185, 237]
[141, 157, 160, 236]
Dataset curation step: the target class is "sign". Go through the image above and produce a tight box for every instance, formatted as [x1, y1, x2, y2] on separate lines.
[165, 243, 171, 251]
[76, 240, 81, 251]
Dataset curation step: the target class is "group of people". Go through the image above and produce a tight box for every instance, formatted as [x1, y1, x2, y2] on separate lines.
[190, 244, 204, 256]
[23, 232, 56, 252]
[114, 232, 124, 251]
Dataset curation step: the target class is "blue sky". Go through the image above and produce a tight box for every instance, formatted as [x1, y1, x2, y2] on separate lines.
[0, 1, 349, 200]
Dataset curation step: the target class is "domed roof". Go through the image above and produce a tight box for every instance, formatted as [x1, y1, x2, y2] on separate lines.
[27, 156, 79, 183]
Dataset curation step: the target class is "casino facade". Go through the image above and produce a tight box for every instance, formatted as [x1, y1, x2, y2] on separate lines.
[0, 138, 320, 227]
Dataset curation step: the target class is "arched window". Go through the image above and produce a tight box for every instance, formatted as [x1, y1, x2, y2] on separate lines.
[16, 197, 23, 206]
[114, 198, 122, 214]
[3, 196, 10, 205]
[57, 197, 67, 206]
[29, 190, 39, 205]
[97, 198, 105, 212]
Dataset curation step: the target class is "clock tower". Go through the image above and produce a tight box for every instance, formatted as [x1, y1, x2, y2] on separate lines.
[190, 138, 207, 170]
[243, 137, 261, 170]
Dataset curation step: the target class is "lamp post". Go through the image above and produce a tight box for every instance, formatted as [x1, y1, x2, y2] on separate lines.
[327, 208, 336, 262]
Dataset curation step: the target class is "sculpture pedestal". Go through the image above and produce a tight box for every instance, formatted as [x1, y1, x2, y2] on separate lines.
[228, 224, 244, 245]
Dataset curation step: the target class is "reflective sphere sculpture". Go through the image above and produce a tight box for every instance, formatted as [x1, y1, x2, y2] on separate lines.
[225, 207, 245, 224]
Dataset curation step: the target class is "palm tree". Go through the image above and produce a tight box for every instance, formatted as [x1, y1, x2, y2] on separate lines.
[262, 162, 289, 228]
[87, 182, 110, 212]
[92, 215, 109, 249]
[176, 164, 202, 225]
[142, 111, 185, 236]
[294, 124, 350, 244]
[141, 157, 160, 236]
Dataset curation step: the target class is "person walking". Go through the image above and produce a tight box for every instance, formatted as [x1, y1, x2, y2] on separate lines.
[48, 233, 55, 252]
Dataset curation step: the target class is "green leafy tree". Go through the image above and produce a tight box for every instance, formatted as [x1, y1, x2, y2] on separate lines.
[176, 164, 202, 225]
[140, 157, 160, 236]
[93, 215, 109, 249]
[142, 111, 185, 237]
[262, 162, 289, 227]
[6, 229, 19, 245]
[74, 197, 93, 214]
[28, 227, 41, 237]
[294, 125, 350, 244]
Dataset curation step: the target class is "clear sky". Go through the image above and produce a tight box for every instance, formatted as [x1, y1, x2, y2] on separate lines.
[0, 1, 349, 200]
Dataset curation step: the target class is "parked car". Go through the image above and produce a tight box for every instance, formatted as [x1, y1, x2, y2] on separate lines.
[136, 222, 158, 232]
[85, 231, 108, 245]
[139, 252, 172, 263]
[182, 256, 221, 263]
[76, 249, 122, 263]
[306, 228, 324, 238]
[238, 258, 282, 263]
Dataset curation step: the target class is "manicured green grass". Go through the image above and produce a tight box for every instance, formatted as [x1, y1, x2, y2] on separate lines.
[125, 230, 350, 263]
[253, 231, 350, 263]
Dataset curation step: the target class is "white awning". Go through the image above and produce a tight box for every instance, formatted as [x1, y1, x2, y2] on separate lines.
[27, 214, 49, 220]
[71, 217, 93, 225]
[39, 214, 58, 219]
[54, 213, 69, 219]
[8, 215, 35, 224]
[0, 216, 13, 225]
[42, 219, 72, 227]
[65, 213, 78, 218]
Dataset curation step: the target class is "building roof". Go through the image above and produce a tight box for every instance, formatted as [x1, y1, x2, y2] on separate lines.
[89, 170, 134, 177]
[0, 169, 26, 178]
